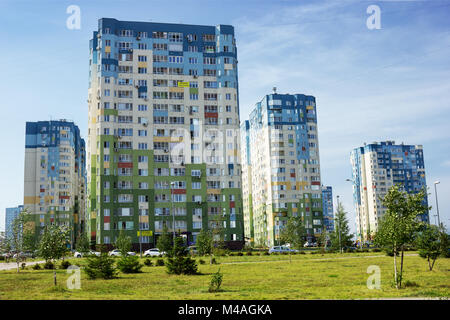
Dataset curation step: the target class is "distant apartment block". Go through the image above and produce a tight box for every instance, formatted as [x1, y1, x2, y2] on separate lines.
[87, 18, 244, 249]
[350, 141, 429, 242]
[5, 205, 24, 240]
[24, 120, 86, 248]
[321, 186, 334, 233]
[241, 92, 323, 247]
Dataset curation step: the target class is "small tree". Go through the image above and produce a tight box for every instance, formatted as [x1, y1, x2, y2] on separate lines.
[76, 232, 91, 255]
[38, 224, 70, 285]
[10, 209, 33, 273]
[157, 224, 173, 255]
[84, 253, 118, 279]
[317, 227, 328, 252]
[374, 186, 427, 289]
[196, 228, 214, 264]
[330, 203, 353, 252]
[117, 255, 143, 273]
[115, 230, 132, 256]
[166, 236, 198, 275]
[415, 223, 448, 271]
[280, 216, 306, 262]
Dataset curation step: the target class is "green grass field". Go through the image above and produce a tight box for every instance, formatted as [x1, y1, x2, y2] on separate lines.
[0, 252, 448, 300]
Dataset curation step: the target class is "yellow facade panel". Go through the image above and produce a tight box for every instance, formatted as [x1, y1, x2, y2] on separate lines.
[105, 46, 111, 53]
[207, 189, 221, 195]
[153, 136, 171, 143]
[169, 87, 185, 93]
[138, 61, 147, 68]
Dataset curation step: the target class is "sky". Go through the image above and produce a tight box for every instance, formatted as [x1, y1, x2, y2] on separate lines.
[0, 0, 449, 234]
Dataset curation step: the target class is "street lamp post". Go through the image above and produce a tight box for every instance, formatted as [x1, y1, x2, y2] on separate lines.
[337, 195, 342, 254]
[434, 181, 441, 227]
[346, 178, 362, 249]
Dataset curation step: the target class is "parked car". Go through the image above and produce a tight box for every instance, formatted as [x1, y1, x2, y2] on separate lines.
[74, 250, 101, 258]
[304, 242, 317, 248]
[143, 248, 166, 257]
[108, 249, 136, 257]
[268, 246, 298, 254]
[188, 246, 198, 255]
[12, 252, 34, 259]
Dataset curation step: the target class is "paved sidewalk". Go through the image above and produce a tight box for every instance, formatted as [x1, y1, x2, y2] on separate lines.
[0, 260, 46, 271]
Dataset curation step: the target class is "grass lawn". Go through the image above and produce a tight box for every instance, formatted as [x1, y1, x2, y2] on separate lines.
[0, 252, 448, 300]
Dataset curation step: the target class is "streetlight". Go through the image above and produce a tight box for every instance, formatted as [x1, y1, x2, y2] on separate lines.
[434, 181, 441, 227]
[336, 195, 342, 254]
[345, 178, 362, 249]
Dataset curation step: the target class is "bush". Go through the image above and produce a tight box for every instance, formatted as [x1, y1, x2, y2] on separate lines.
[246, 251, 253, 256]
[299, 251, 306, 255]
[208, 268, 223, 293]
[156, 259, 165, 266]
[144, 259, 152, 266]
[117, 255, 143, 274]
[199, 259, 205, 265]
[21, 262, 26, 270]
[0, 256, 5, 261]
[43, 261, 55, 269]
[84, 253, 118, 279]
[32, 263, 41, 270]
[60, 260, 71, 269]
[371, 248, 381, 252]
[263, 251, 270, 255]
[211, 257, 217, 264]
[237, 252, 243, 256]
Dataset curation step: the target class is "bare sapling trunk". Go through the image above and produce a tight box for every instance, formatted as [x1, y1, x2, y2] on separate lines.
[399, 247, 404, 288]
[53, 260, 57, 286]
[393, 246, 398, 289]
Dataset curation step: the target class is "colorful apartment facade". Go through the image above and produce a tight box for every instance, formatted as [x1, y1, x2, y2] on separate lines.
[241, 93, 323, 247]
[350, 141, 429, 242]
[23, 120, 86, 248]
[87, 18, 244, 249]
[321, 186, 334, 233]
[5, 205, 24, 240]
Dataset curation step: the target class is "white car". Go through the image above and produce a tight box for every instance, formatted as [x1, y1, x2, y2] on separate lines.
[108, 249, 136, 257]
[268, 246, 298, 254]
[74, 250, 101, 258]
[143, 248, 166, 257]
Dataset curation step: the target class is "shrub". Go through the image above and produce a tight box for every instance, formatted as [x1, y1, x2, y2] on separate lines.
[84, 253, 118, 280]
[299, 251, 306, 255]
[371, 248, 381, 252]
[0, 256, 5, 261]
[404, 280, 420, 288]
[199, 259, 206, 265]
[32, 263, 41, 270]
[21, 262, 26, 270]
[117, 255, 143, 274]
[263, 251, 270, 255]
[246, 251, 253, 256]
[211, 257, 217, 264]
[60, 260, 71, 269]
[237, 252, 243, 256]
[144, 259, 152, 266]
[208, 268, 223, 293]
[43, 261, 55, 269]
[156, 259, 165, 266]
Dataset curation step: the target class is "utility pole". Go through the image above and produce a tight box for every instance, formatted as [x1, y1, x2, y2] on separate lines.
[434, 181, 441, 227]
[337, 195, 342, 254]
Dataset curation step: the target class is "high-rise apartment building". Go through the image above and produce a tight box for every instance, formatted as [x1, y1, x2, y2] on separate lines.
[87, 18, 243, 249]
[321, 186, 334, 233]
[241, 93, 323, 247]
[5, 205, 24, 240]
[23, 121, 86, 247]
[350, 141, 429, 242]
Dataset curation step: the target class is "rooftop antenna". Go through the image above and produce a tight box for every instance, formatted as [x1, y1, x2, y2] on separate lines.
[272, 87, 277, 94]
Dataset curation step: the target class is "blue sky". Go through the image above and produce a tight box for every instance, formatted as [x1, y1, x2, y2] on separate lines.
[0, 0, 449, 234]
